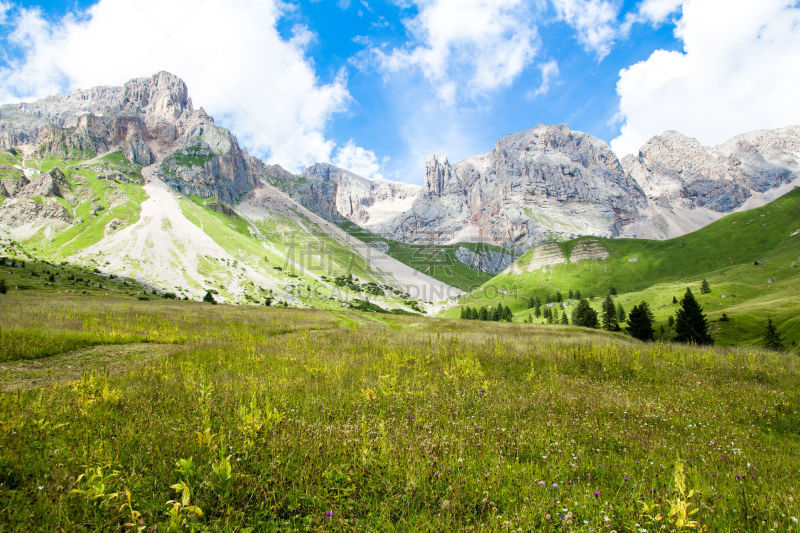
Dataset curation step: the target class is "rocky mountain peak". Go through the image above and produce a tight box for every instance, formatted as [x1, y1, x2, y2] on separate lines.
[120, 71, 193, 125]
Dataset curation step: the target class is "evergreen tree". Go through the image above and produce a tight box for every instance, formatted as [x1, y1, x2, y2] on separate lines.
[479, 306, 488, 321]
[528, 296, 535, 309]
[626, 301, 654, 341]
[700, 279, 711, 294]
[504, 305, 513, 322]
[601, 295, 619, 331]
[575, 289, 581, 299]
[616, 303, 626, 323]
[534, 301, 541, 318]
[568, 289, 574, 299]
[667, 315, 674, 327]
[492, 304, 501, 321]
[672, 295, 678, 304]
[556, 291, 563, 302]
[460, 306, 467, 319]
[572, 298, 599, 328]
[675, 288, 713, 344]
[561, 312, 568, 325]
[203, 291, 217, 305]
[0, 278, 6, 294]
[609, 285, 617, 296]
[762, 319, 783, 350]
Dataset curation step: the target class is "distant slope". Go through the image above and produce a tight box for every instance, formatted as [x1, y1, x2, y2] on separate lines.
[0, 149, 457, 313]
[444, 188, 800, 346]
[336, 219, 513, 291]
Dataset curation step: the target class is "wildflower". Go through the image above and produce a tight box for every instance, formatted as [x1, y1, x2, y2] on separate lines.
[552, 483, 558, 488]
[593, 492, 601, 497]
[538, 481, 546, 485]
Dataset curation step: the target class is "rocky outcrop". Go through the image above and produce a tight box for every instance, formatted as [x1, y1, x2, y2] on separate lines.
[454, 246, 517, 274]
[506, 242, 566, 274]
[0, 200, 72, 228]
[22, 169, 66, 198]
[568, 239, 609, 262]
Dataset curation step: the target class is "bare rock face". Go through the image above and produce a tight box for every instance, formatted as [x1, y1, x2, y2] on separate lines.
[454, 246, 517, 274]
[621, 126, 800, 238]
[0, 199, 72, 228]
[269, 162, 420, 229]
[378, 125, 646, 249]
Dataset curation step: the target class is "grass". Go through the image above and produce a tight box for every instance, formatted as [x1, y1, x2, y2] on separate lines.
[0, 292, 798, 530]
[446, 189, 800, 347]
[0, 327, 151, 363]
[19, 153, 147, 259]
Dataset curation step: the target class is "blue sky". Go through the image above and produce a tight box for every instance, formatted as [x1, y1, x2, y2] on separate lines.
[1, 1, 799, 183]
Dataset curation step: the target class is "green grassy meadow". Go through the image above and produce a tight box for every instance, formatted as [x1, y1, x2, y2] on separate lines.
[445, 189, 800, 348]
[1, 289, 799, 531]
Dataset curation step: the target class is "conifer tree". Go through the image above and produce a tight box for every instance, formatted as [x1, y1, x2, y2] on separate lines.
[479, 306, 488, 321]
[561, 312, 568, 324]
[492, 304, 501, 321]
[601, 295, 619, 331]
[675, 288, 713, 344]
[0, 278, 6, 295]
[460, 306, 467, 319]
[609, 285, 617, 296]
[203, 291, 217, 305]
[616, 302, 626, 323]
[626, 301, 654, 341]
[700, 279, 711, 294]
[763, 319, 783, 350]
[672, 295, 678, 304]
[568, 289, 574, 299]
[572, 298, 599, 328]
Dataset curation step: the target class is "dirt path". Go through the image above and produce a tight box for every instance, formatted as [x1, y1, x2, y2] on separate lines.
[0, 343, 182, 391]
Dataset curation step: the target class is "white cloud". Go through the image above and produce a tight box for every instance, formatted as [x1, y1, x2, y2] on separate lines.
[611, 0, 800, 156]
[0, 0, 352, 171]
[0, 1, 11, 24]
[375, 0, 539, 103]
[637, 0, 682, 24]
[528, 59, 559, 98]
[551, 0, 620, 59]
[621, 0, 682, 33]
[333, 140, 384, 179]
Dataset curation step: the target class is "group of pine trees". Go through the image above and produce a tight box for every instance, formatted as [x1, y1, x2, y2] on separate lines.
[458, 278, 788, 351]
[461, 302, 513, 322]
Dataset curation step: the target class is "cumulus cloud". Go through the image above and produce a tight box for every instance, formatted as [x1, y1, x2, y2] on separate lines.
[375, 0, 539, 103]
[0, 0, 354, 171]
[551, 0, 621, 59]
[528, 59, 559, 98]
[333, 141, 384, 179]
[611, 0, 800, 156]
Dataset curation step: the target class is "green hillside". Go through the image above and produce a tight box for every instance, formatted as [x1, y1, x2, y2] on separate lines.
[444, 189, 800, 347]
[338, 220, 501, 290]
